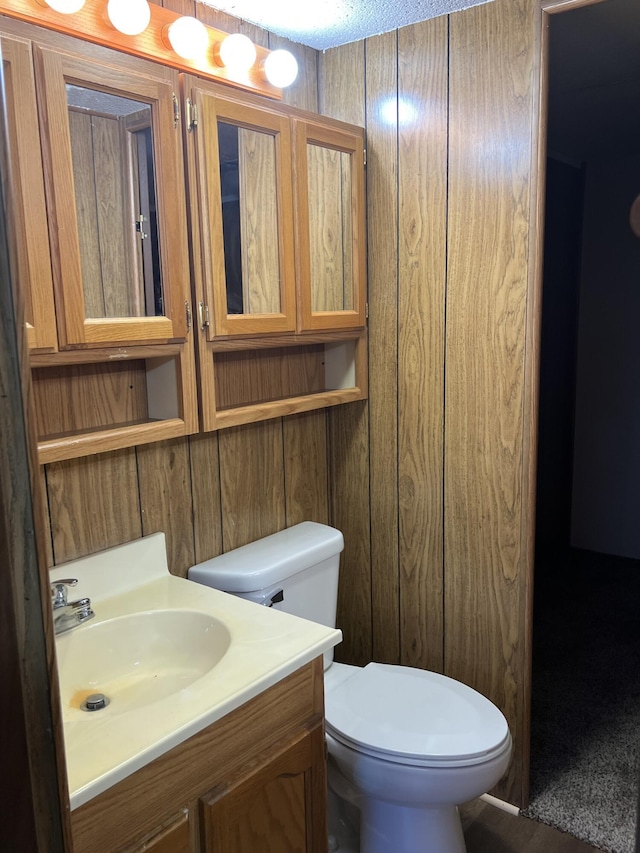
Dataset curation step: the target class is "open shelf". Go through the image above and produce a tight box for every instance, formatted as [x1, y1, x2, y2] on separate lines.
[209, 334, 367, 429]
[32, 347, 197, 463]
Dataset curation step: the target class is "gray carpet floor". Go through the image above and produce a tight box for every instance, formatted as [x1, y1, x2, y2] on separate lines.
[525, 549, 640, 852]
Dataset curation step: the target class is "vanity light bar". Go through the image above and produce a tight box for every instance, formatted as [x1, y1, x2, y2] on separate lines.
[0, 0, 290, 98]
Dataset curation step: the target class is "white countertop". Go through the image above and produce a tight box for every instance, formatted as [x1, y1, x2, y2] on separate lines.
[50, 534, 341, 810]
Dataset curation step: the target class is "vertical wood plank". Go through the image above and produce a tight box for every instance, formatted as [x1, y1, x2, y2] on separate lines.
[283, 411, 329, 526]
[194, 1, 269, 48]
[46, 449, 142, 564]
[189, 432, 224, 564]
[319, 42, 371, 666]
[397, 18, 448, 672]
[218, 420, 286, 551]
[446, 0, 536, 805]
[364, 31, 401, 665]
[136, 437, 195, 577]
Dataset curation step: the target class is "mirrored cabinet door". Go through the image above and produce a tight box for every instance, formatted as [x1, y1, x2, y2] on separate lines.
[191, 88, 296, 339]
[293, 119, 366, 332]
[1, 34, 57, 352]
[33, 47, 190, 348]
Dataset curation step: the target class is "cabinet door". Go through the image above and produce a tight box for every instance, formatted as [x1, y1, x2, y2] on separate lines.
[293, 119, 366, 332]
[201, 724, 327, 853]
[128, 810, 192, 853]
[189, 86, 296, 339]
[1, 34, 57, 352]
[33, 46, 190, 348]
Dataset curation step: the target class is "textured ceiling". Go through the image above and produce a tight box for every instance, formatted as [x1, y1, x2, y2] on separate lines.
[201, 0, 494, 50]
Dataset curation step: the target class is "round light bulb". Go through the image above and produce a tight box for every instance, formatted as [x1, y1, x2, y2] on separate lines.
[167, 16, 209, 61]
[218, 33, 257, 73]
[263, 50, 298, 88]
[107, 0, 150, 36]
[42, 0, 86, 13]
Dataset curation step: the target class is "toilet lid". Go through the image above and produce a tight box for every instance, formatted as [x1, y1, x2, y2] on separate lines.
[325, 663, 510, 766]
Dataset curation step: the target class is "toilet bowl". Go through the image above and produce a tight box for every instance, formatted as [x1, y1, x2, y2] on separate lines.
[324, 662, 512, 853]
[188, 522, 512, 853]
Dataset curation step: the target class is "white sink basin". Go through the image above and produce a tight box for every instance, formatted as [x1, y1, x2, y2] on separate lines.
[57, 610, 231, 718]
[50, 533, 341, 809]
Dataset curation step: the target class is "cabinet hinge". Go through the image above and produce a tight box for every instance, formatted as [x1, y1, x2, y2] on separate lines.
[365, 301, 369, 320]
[198, 301, 210, 330]
[185, 301, 192, 332]
[186, 98, 198, 132]
[173, 93, 180, 129]
[363, 147, 367, 167]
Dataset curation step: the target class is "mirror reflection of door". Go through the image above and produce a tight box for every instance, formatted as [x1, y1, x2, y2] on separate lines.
[217, 120, 281, 316]
[66, 84, 163, 320]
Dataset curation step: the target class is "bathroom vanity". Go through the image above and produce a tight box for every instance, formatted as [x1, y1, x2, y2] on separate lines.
[72, 659, 326, 852]
[50, 535, 340, 853]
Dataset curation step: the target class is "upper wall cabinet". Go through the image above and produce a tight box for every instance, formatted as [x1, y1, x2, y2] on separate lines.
[293, 118, 366, 332]
[183, 77, 368, 430]
[33, 46, 191, 348]
[1, 20, 198, 463]
[184, 78, 366, 340]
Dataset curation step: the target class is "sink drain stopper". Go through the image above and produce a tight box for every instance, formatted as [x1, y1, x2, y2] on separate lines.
[82, 693, 110, 712]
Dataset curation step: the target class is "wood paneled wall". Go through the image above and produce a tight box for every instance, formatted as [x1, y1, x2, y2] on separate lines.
[40, 0, 540, 810]
[319, 0, 538, 806]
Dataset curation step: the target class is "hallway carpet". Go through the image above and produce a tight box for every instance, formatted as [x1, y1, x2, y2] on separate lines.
[525, 550, 640, 852]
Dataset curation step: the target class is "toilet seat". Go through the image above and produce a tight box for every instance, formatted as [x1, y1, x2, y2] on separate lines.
[325, 663, 510, 769]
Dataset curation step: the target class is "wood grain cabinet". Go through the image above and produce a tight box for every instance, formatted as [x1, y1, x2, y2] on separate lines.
[71, 661, 327, 853]
[183, 77, 368, 431]
[2, 15, 367, 461]
[0, 20, 198, 463]
[201, 724, 327, 853]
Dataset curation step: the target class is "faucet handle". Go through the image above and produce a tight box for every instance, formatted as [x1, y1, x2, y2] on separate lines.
[51, 578, 78, 607]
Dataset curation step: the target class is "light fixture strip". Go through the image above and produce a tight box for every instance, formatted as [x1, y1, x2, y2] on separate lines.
[0, 0, 281, 98]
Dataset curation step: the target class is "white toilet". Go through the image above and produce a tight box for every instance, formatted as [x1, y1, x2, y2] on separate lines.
[188, 522, 512, 853]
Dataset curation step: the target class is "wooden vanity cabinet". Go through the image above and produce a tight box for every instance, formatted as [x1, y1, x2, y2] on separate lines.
[201, 723, 327, 853]
[70, 660, 328, 853]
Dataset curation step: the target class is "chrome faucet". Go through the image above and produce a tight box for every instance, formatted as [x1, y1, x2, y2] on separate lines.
[51, 578, 94, 635]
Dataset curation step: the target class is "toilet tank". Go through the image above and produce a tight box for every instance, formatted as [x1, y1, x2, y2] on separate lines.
[188, 522, 344, 643]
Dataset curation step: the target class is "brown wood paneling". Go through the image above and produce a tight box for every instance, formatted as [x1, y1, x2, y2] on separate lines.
[218, 420, 286, 551]
[397, 18, 448, 673]
[283, 410, 329, 526]
[189, 432, 223, 564]
[32, 360, 149, 439]
[446, 0, 536, 805]
[364, 31, 401, 665]
[319, 42, 371, 666]
[214, 346, 325, 410]
[46, 448, 142, 563]
[136, 437, 195, 577]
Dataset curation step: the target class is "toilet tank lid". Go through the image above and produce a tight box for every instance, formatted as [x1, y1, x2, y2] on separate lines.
[188, 522, 344, 592]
